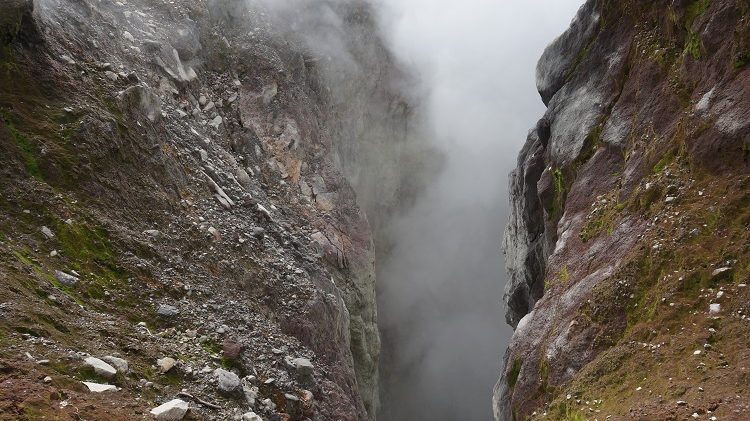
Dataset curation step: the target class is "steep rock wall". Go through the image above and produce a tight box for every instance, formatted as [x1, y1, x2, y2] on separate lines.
[0, 0, 402, 419]
[498, 0, 750, 419]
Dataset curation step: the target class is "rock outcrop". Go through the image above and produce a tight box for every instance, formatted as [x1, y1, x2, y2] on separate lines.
[0, 0, 409, 419]
[498, 0, 750, 419]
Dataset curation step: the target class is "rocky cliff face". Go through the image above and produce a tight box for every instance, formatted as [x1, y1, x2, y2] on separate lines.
[0, 0, 408, 419]
[498, 0, 750, 419]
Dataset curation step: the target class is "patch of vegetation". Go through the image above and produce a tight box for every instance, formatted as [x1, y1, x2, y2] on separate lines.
[734, 52, 750, 70]
[547, 402, 587, 421]
[548, 168, 567, 220]
[684, 32, 702, 60]
[559, 266, 571, 283]
[682, 0, 711, 60]
[684, 0, 711, 30]
[1, 111, 42, 179]
[507, 358, 523, 390]
[578, 191, 625, 243]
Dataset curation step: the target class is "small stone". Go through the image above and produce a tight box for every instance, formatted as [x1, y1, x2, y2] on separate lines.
[82, 381, 117, 392]
[143, 229, 162, 238]
[693, 350, 701, 355]
[83, 357, 117, 378]
[677, 400, 688, 406]
[214, 368, 241, 393]
[208, 115, 223, 129]
[709, 303, 721, 314]
[150, 399, 189, 421]
[199, 95, 207, 106]
[41, 226, 55, 239]
[207, 227, 220, 241]
[203, 101, 215, 112]
[54, 270, 79, 287]
[711, 267, 732, 280]
[292, 358, 314, 377]
[49, 250, 58, 257]
[222, 340, 242, 361]
[157, 357, 176, 373]
[102, 356, 129, 373]
[157, 304, 179, 317]
[252, 227, 265, 239]
[242, 412, 262, 421]
[43, 376, 52, 383]
[104, 71, 118, 81]
[123, 31, 135, 43]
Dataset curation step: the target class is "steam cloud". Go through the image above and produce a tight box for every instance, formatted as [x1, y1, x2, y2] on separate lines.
[373, 1, 583, 419]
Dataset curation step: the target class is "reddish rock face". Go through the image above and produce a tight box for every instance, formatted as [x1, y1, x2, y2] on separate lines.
[498, 1, 750, 419]
[222, 339, 243, 361]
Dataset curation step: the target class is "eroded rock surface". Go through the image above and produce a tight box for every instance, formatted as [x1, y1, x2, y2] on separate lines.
[0, 0, 415, 419]
[498, 1, 750, 419]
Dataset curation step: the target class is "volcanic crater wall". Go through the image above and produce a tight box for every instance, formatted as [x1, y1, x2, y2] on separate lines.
[497, 0, 750, 419]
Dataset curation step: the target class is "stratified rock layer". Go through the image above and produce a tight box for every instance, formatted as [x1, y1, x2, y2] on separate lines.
[498, 0, 750, 419]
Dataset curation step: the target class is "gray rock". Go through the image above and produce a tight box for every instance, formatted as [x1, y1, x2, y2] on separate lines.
[83, 357, 117, 378]
[214, 368, 241, 393]
[150, 399, 189, 421]
[143, 229, 162, 238]
[209, 115, 223, 129]
[157, 304, 179, 317]
[292, 357, 314, 377]
[54, 270, 79, 287]
[102, 356, 128, 373]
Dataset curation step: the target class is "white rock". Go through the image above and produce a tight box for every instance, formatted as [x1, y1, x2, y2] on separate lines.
[41, 226, 55, 239]
[157, 357, 176, 373]
[84, 357, 117, 378]
[150, 399, 189, 421]
[82, 381, 117, 392]
[693, 350, 701, 355]
[123, 31, 135, 43]
[242, 412, 262, 421]
[711, 267, 732, 278]
[709, 303, 721, 314]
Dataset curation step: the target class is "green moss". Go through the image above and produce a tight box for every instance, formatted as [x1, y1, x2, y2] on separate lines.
[684, 0, 711, 30]
[507, 358, 523, 390]
[684, 32, 702, 60]
[548, 402, 587, 421]
[734, 52, 750, 70]
[559, 266, 571, 283]
[682, 0, 711, 60]
[548, 168, 567, 220]
[1, 112, 42, 179]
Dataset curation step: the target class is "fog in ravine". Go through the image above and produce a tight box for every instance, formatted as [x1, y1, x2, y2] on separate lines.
[373, 1, 583, 419]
